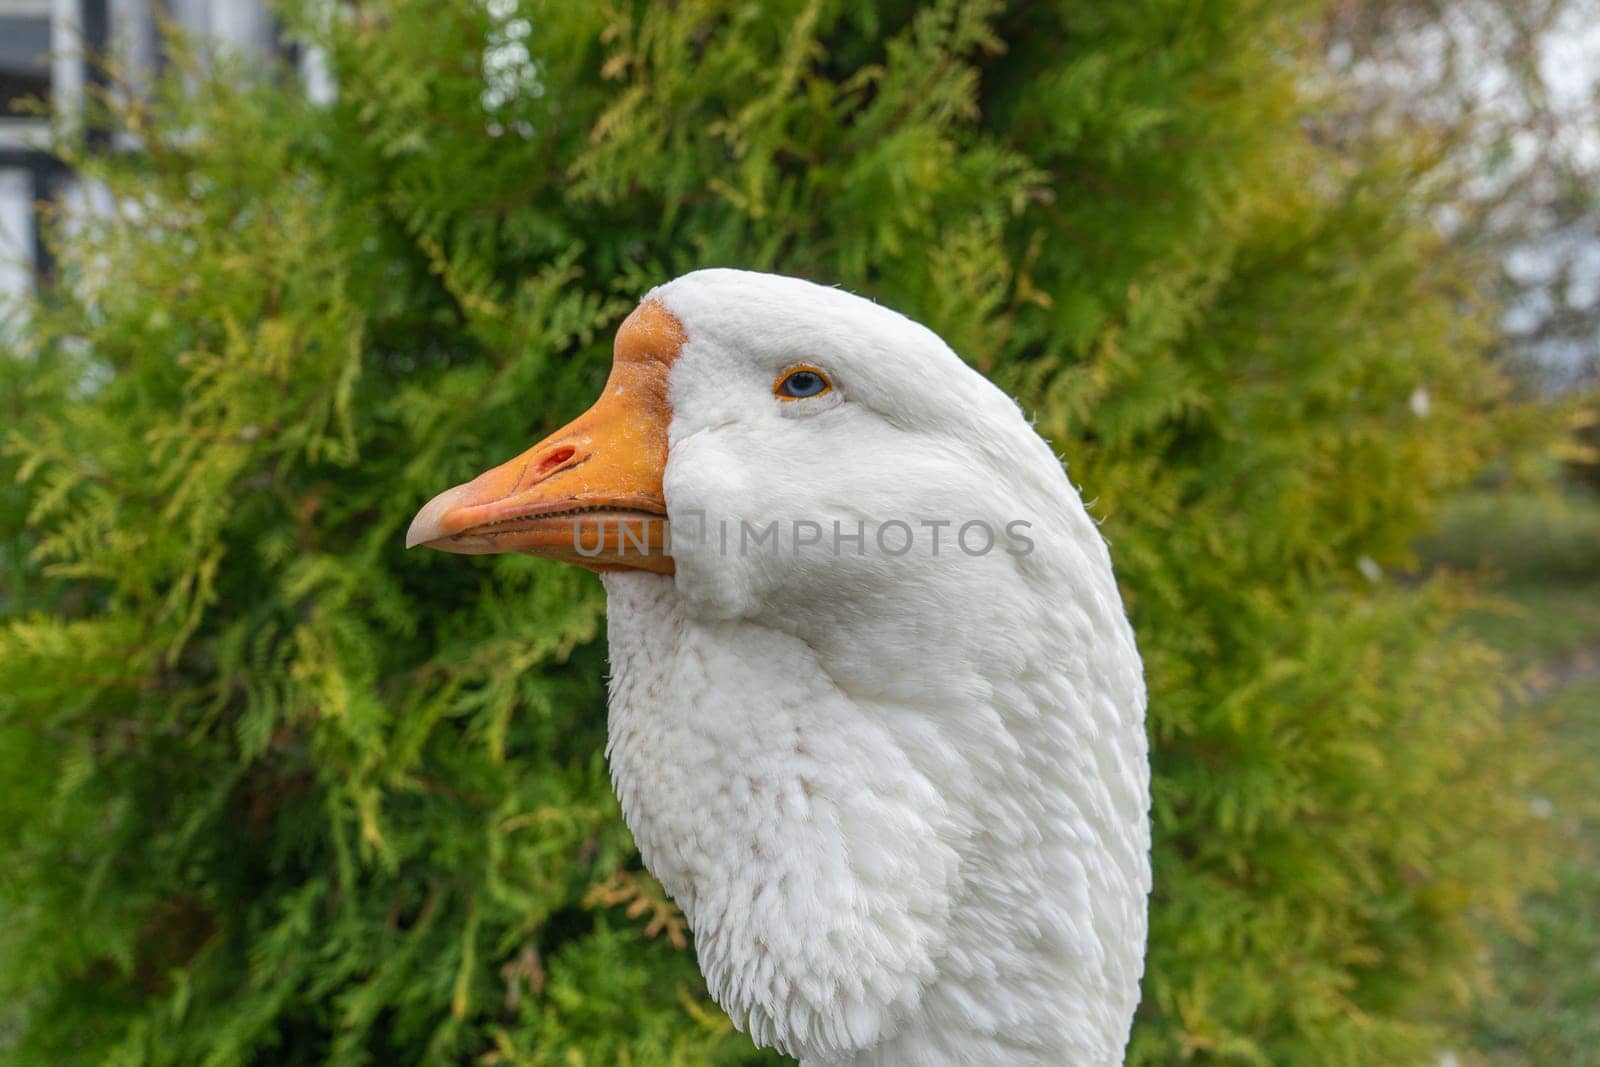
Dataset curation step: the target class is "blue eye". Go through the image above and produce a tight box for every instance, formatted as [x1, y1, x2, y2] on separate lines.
[776, 367, 831, 399]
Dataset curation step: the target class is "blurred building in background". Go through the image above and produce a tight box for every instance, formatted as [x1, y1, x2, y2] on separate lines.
[0, 0, 322, 306]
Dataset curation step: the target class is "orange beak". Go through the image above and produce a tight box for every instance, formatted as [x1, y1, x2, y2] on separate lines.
[404, 301, 684, 575]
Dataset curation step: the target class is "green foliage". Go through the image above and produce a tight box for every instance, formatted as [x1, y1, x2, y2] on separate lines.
[0, 1, 1547, 1062]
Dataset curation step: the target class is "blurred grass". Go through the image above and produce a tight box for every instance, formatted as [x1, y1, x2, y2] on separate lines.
[1423, 489, 1600, 1065]
[1419, 487, 1600, 583]
[1470, 679, 1600, 1065]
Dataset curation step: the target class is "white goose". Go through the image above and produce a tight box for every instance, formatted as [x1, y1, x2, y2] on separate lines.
[408, 270, 1150, 1066]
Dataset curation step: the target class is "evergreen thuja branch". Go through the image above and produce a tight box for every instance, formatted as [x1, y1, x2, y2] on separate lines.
[583, 870, 689, 950]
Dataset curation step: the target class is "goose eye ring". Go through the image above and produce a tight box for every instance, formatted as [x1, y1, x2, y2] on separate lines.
[775, 365, 832, 400]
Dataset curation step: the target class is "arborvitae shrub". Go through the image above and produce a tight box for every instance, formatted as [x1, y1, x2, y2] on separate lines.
[0, 2, 1546, 1063]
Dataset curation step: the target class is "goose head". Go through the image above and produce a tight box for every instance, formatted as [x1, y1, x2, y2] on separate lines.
[409, 269, 1150, 1065]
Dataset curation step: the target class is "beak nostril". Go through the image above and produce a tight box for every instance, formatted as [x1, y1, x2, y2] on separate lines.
[537, 446, 577, 476]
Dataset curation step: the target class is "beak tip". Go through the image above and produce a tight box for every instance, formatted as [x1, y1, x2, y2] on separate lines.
[407, 485, 465, 552]
[403, 518, 434, 551]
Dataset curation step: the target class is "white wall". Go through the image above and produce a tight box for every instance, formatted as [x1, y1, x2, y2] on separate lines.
[49, 0, 84, 129]
[167, 0, 275, 53]
[0, 168, 34, 309]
